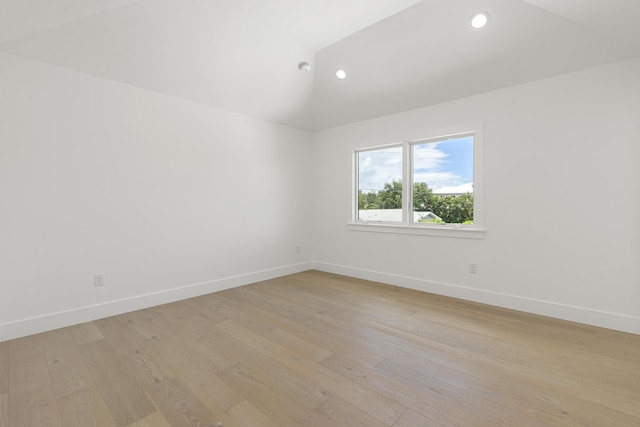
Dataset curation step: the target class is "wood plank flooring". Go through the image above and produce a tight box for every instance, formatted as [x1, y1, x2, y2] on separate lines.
[1, 270, 639, 426]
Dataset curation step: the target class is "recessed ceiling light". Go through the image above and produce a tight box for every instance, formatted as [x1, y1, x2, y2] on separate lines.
[298, 61, 311, 72]
[336, 69, 347, 79]
[471, 11, 490, 29]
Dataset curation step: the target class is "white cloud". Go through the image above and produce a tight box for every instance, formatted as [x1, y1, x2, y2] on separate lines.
[413, 142, 447, 169]
[414, 171, 473, 193]
[358, 141, 472, 193]
[358, 147, 402, 191]
[433, 183, 474, 194]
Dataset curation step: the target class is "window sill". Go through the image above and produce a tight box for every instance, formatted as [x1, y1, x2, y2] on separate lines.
[347, 222, 486, 239]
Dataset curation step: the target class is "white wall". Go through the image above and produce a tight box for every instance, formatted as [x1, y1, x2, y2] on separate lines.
[0, 53, 313, 341]
[312, 58, 640, 334]
[2, 52, 638, 341]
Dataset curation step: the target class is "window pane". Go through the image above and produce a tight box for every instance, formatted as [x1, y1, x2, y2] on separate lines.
[357, 146, 403, 222]
[412, 135, 474, 224]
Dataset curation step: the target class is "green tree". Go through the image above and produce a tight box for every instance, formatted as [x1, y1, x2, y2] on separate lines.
[363, 181, 437, 211]
[430, 193, 473, 223]
[377, 180, 403, 209]
[413, 182, 434, 211]
[358, 190, 380, 209]
[359, 181, 473, 224]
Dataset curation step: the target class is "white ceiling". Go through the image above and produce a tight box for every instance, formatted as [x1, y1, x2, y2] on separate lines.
[1, 0, 639, 131]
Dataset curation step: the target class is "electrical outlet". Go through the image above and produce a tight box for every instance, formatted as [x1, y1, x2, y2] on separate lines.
[94, 273, 105, 287]
[469, 262, 478, 274]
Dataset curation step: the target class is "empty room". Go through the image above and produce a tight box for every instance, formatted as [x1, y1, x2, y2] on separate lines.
[1, 0, 639, 426]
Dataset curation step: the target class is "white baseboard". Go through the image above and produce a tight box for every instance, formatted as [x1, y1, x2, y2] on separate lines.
[313, 261, 640, 335]
[0, 262, 313, 342]
[4, 260, 638, 341]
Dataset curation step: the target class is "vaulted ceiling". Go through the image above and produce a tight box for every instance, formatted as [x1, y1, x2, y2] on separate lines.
[2, 0, 639, 131]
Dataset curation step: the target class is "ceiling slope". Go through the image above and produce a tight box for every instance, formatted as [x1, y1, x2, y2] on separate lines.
[0, 0, 145, 43]
[521, 0, 640, 49]
[311, 0, 640, 129]
[1, 0, 639, 131]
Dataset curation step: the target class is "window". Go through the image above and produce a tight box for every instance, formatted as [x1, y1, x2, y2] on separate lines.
[352, 126, 484, 238]
[357, 145, 403, 222]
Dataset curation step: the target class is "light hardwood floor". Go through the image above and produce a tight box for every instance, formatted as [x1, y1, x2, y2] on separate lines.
[1, 270, 639, 426]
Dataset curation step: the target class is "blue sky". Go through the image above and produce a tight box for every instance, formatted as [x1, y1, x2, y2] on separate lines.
[358, 135, 473, 194]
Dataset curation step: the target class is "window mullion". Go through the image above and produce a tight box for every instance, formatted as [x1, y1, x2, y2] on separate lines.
[353, 151, 359, 222]
[403, 142, 412, 225]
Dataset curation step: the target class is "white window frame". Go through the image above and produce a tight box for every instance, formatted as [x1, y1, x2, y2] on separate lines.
[349, 124, 485, 239]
